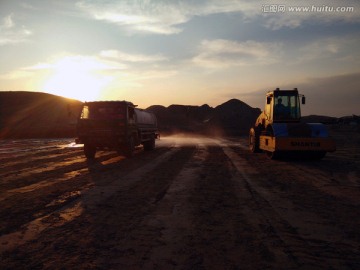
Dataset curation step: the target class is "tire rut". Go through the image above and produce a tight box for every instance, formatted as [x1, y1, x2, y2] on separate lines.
[186, 145, 295, 269]
[0, 149, 83, 177]
[0, 146, 174, 237]
[0, 145, 192, 259]
[0, 151, 118, 191]
[1, 136, 359, 269]
[225, 144, 360, 269]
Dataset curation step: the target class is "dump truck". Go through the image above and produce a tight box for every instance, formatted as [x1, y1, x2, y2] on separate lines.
[76, 101, 159, 159]
[249, 88, 336, 159]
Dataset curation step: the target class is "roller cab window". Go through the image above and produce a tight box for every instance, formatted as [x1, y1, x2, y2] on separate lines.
[274, 95, 300, 120]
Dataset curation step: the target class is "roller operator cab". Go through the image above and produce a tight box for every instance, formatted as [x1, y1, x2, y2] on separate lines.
[249, 88, 336, 159]
[76, 101, 159, 159]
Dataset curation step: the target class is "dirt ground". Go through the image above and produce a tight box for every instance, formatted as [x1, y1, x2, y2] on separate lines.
[0, 129, 359, 269]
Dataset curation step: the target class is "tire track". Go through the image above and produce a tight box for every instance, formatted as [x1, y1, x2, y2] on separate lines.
[1, 136, 359, 269]
[0, 144, 184, 253]
[0, 145, 175, 236]
[140, 140, 296, 269]
[0, 139, 74, 162]
[0, 151, 117, 191]
[0, 149, 83, 177]
[140, 141, 209, 269]
[186, 144, 298, 269]
[223, 143, 360, 269]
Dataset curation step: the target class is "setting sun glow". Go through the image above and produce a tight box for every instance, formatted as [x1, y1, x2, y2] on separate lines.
[1, 1, 359, 116]
[42, 56, 112, 101]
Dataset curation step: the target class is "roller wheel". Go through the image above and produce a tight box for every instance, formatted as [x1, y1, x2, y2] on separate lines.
[249, 127, 260, 153]
[266, 151, 279, 160]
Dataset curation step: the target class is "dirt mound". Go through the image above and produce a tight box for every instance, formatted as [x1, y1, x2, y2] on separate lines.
[0, 91, 82, 139]
[301, 114, 337, 124]
[0, 91, 261, 138]
[147, 99, 261, 135]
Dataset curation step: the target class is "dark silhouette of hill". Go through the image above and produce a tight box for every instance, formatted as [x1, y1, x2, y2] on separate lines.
[301, 115, 337, 124]
[0, 91, 262, 139]
[0, 91, 82, 139]
[1, 91, 344, 139]
[147, 98, 262, 136]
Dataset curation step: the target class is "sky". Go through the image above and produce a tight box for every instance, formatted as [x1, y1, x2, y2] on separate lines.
[0, 0, 359, 117]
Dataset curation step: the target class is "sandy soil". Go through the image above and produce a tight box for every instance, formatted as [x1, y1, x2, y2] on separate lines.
[0, 131, 359, 269]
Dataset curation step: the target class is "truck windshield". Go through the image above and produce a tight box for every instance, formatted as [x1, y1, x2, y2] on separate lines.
[80, 104, 126, 119]
[274, 95, 300, 120]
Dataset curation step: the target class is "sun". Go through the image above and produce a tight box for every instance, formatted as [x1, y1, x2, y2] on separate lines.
[42, 56, 112, 101]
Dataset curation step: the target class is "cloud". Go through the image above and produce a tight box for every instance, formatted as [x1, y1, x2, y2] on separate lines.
[97, 50, 176, 81]
[76, 1, 188, 35]
[0, 51, 177, 99]
[75, 0, 254, 35]
[0, 70, 32, 80]
[0, 54, 126, 81]
[192, 39, 282, 68]
[297, 38, 340, 63]
[20, 3, 38, 10]
[261, 0, 360, 30]
[3, 14, 14, 28]
[99, 50, 168, 63]
[293, 35, 360, 66]
[297, 72, 360, 117]
[75, 0, 360, 34]
[0, 14, 32, 45]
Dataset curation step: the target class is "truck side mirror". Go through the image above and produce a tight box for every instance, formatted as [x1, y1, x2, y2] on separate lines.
[267, 97, 271, 104]
[302, 96, 306, 104]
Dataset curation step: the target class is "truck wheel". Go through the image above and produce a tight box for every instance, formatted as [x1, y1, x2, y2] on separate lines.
[143, 137, 155, 151]
[84, 143, 96, 159]
[125, 136, 135, 158]
[249, 127, 260, 153]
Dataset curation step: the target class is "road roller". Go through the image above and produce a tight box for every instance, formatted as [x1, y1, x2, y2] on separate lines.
[249, 88, 336, 159]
